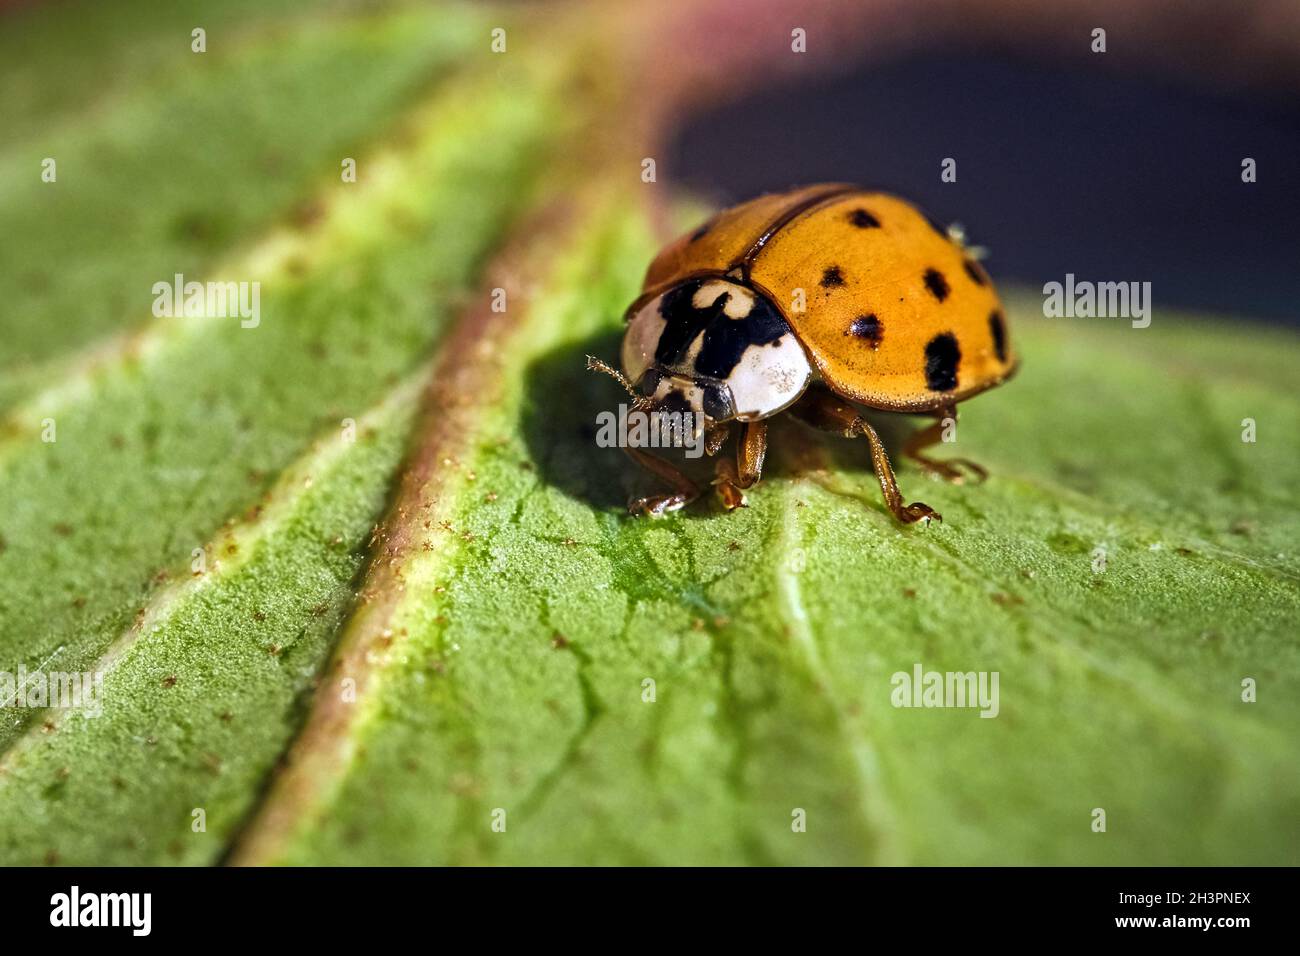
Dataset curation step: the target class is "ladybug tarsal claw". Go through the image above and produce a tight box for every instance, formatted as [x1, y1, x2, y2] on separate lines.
[628, 494, 689, 517]
[903, 503, 941, 524]
[713, 481, 748, 511]
[916, 457, 988, 485]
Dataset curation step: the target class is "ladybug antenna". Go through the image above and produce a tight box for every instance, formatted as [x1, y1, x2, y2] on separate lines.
[586, 356, 652, 410]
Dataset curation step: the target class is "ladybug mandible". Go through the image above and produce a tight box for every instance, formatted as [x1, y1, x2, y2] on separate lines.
[590, 183, 1018, 523]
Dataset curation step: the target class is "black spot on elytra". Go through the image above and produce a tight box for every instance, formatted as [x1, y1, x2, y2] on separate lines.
[923, 268, 949, 302]
[989, 310, 1007, 362]
[963, 259, 988, 286]
[924, 333, 960, 391]
[847, 208, 880, 229]
[820, 266, 845, 288]
[689, 220, 712, 242]
[846, 314, 882, 349]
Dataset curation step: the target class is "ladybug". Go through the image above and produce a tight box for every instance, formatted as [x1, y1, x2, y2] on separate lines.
[590, 183, 1018, 523]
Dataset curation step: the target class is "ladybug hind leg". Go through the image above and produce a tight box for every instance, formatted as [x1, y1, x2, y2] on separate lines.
[790, 386, 938, 525]
[903, 407, 988, 485]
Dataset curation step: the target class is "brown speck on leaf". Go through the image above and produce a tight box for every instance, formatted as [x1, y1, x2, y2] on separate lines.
[691, 618, 705, 631]
[551, 633, 570, 649]
[201, 752, 223, 775]
[309, 601, 330, 617]
[109, 434, 125, 450]
[902, 588, 917, 599]
[562, 537, 576, 546]
[434, 585, 446, 594]
[485, 492, 499, 502]
[56, 766, 70, 780]
[713, 616, 730, 629]
[520, 461, 534, 471]
[42, 720, 55, 733]
[268, 644, 282, 657]
[71, 596, 87, 609]
[219, 711, 234, 724]
[448, 771, 481, 797]
[1175, 547, 1195, 557]
[225, 542, 238, 556]
[253, 610, 266, 622]
[1229, 519, 1255, 536]
[292, 197, 326, 229]
[53, 523, 73, 537]
[162, 675, 178, 688]
[992, 592, 1024, 607]
[44, 850, 59, 866]
[727, 541, 741, 552]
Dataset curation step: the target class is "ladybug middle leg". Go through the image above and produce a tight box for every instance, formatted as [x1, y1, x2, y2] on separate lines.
[713, 421, 767, 510]
[903, 406, 989, 485]
[790, 386, 939, 524]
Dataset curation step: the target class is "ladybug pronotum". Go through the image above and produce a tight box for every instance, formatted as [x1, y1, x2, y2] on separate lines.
[591, 183, 1018, 523]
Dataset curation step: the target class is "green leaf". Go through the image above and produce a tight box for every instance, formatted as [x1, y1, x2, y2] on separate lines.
[1, 0, 1296, 867]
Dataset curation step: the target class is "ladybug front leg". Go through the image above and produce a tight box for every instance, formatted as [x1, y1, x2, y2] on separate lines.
[624, 447, 702, 516]
[713, 421, 767, 510]
[903, 406, 988, 485]
[790, 387, 939, 525]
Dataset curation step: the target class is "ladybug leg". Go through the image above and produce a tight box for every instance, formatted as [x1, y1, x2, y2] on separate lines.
[791, 387, 939, 524]
[713, 421, 766, 510]
[624, 447, 702, 516]
[704, 423, 731, 457]
[903, 407, 988, 485]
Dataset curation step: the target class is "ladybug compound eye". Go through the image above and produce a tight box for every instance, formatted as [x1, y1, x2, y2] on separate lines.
[637, 368, 662, 397]
[701, 382, 735, 421]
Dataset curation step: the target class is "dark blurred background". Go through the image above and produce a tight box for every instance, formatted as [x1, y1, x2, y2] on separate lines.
[671, 31, 1300, 325]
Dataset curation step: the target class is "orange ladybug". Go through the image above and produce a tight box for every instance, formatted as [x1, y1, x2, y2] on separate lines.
[591, 183, 1018, 523]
